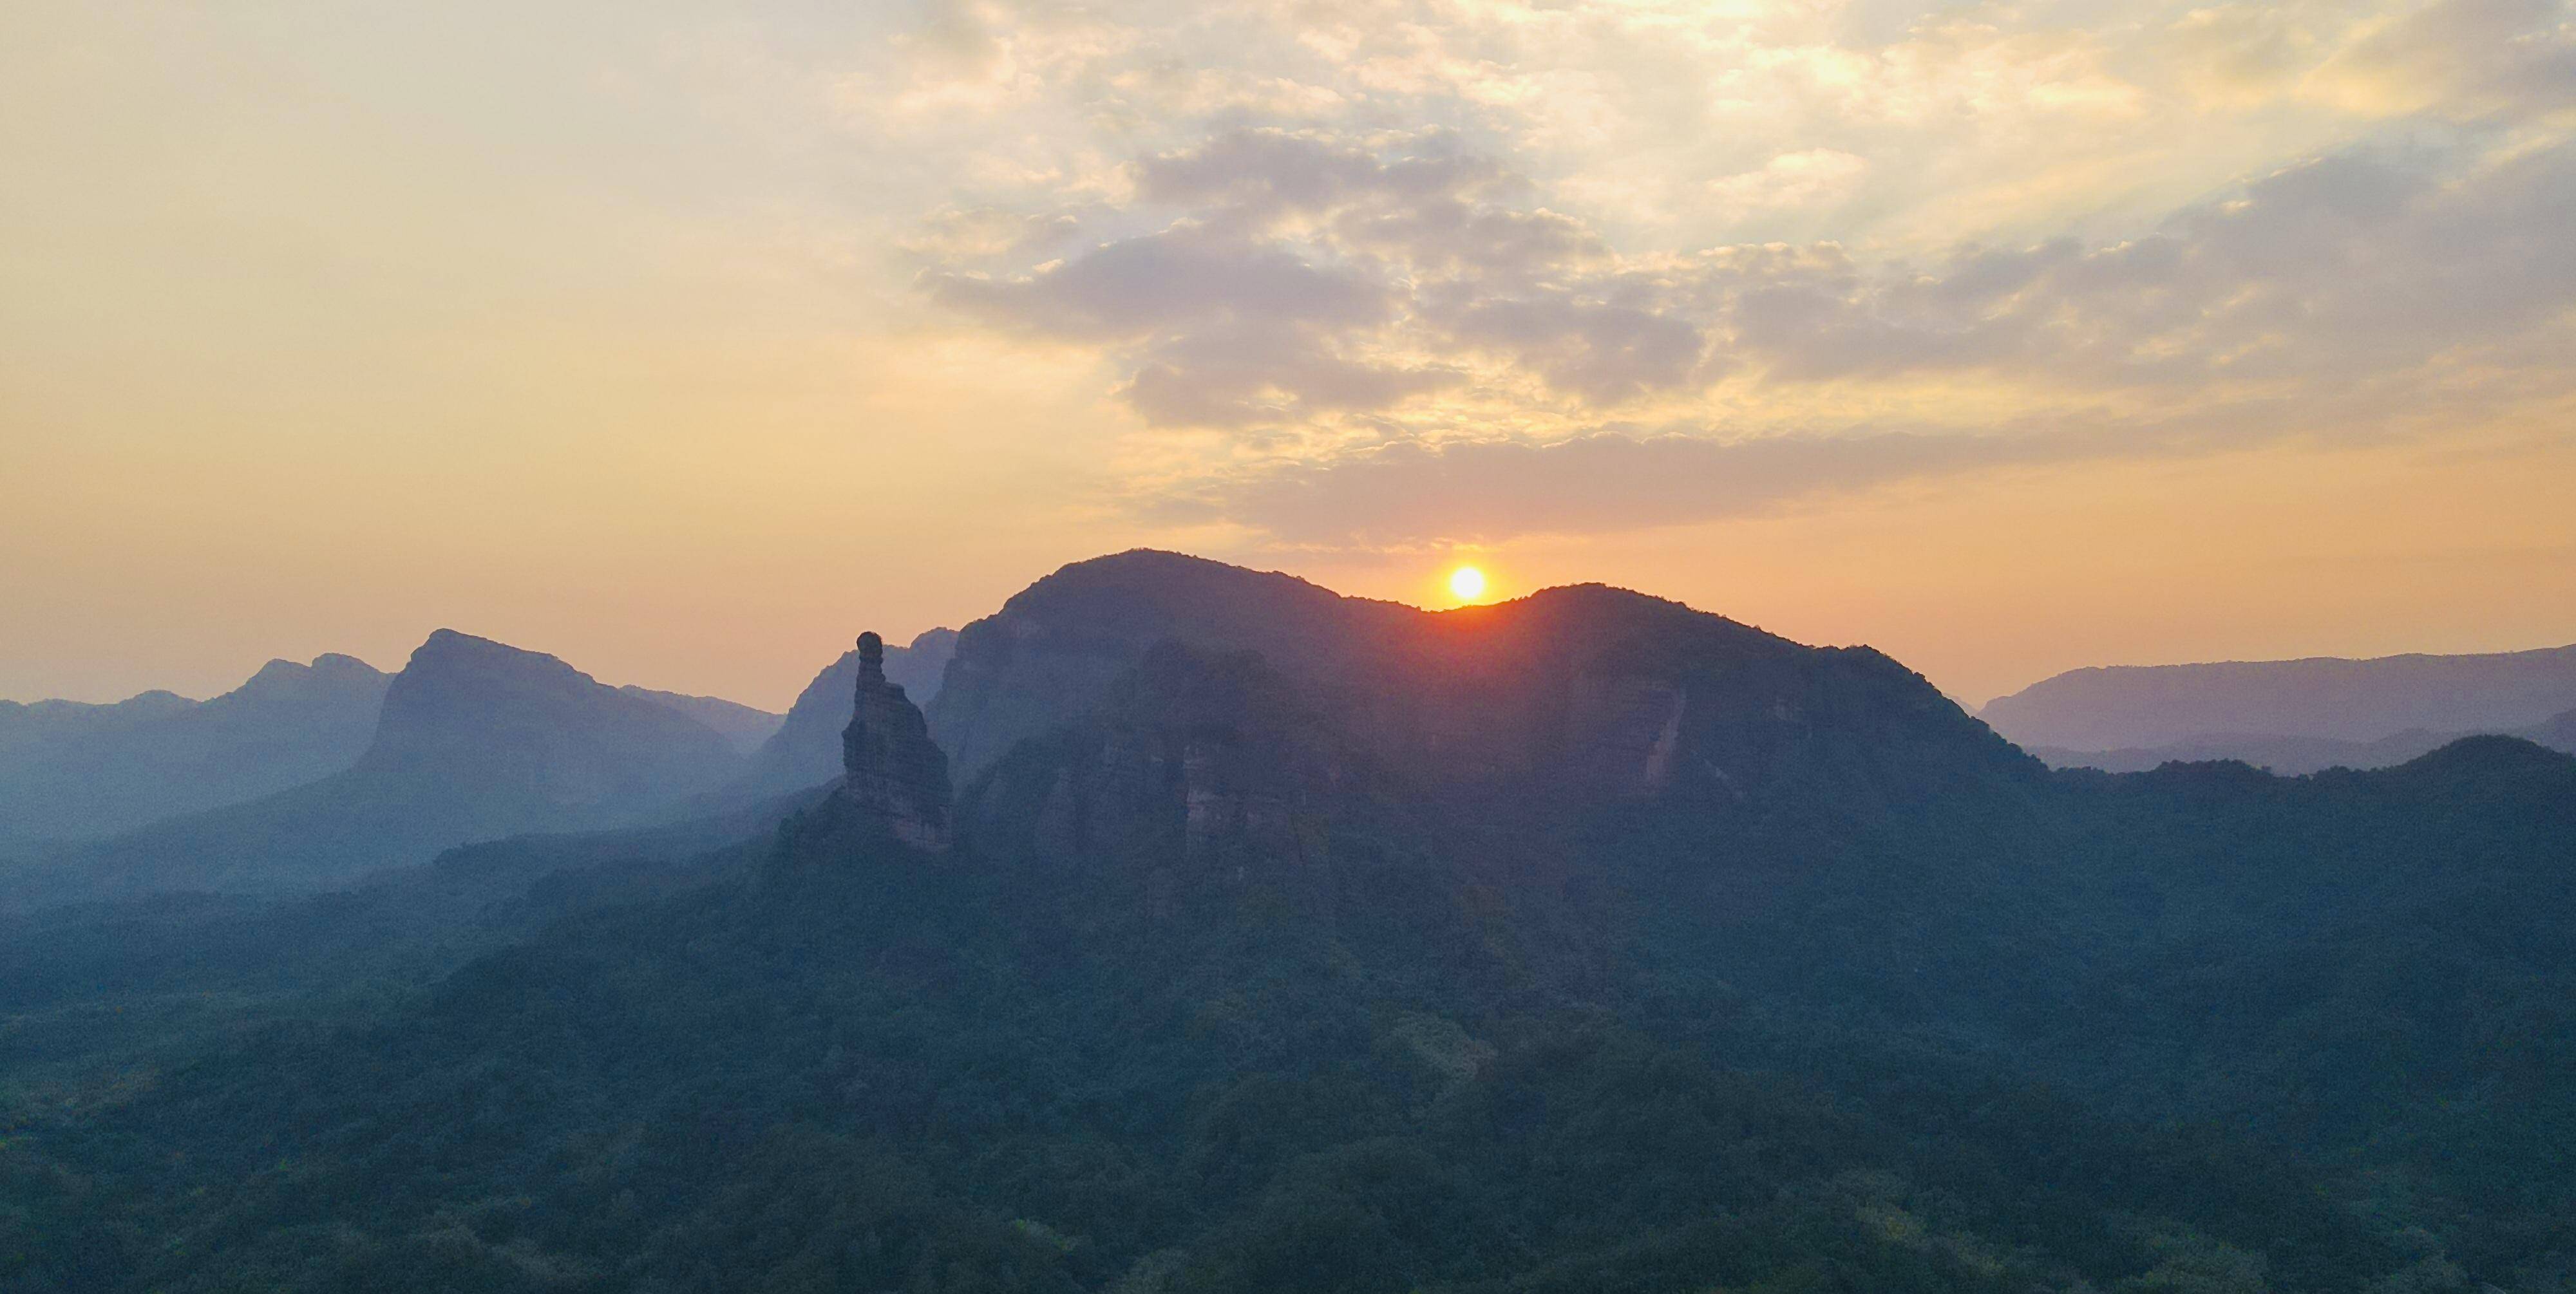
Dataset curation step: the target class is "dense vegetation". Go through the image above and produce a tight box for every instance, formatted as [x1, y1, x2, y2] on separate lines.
[6, 577, 2574, 1292]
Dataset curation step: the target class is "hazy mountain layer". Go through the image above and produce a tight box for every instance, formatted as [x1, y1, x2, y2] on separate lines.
[0, 654, 390, 847]
[2027, 707, 2576, 774]
[0, 630, 743, 908]
[11, 564, 2570, 1290]
[618, 686, 784, 752]
[9, 555, 2573, 1291]
[1981, 642, 2576, 750]
[0, 689, 198, 753]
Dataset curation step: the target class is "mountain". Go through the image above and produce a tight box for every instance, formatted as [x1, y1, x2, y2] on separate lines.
[927, 552, 1412, 777]
[1981, 642, 2576, 751]
[726, 626, 956, 799]
[9, 557, 2574, 1291]
[0, 689, 198, 753]
[0, 630, 743, 908]
[2027, 727, 2460, 775]
[2025, 706, 2576, 774]
[2530, 706, 2576, 751]
[618, 685, 784, 752]
[0, 654, 390, 847]
[928, 550, 2027, 800]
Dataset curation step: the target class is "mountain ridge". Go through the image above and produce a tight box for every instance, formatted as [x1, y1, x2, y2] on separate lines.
[0, 630, 744, 908]
[8, 552, 2576, 1289]
[2026, 706, 2576, 774]
[926, 550, 2025, 808]
[0, 652, 392, 847]
[1982, 641, 2576, 749]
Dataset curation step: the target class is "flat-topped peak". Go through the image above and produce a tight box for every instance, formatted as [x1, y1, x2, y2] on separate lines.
[401, 630, 597, 689]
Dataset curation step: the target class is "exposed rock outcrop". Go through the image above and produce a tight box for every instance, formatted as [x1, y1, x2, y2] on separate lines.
[835, 632, 952, 852]
[960, 644, 1350, 920]
[1566, 673, 1690, 800]
[725, 628, 956, 802]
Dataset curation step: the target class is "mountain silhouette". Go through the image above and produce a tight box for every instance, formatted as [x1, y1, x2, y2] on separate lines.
[0, 688, 197, 751]
[1982, 642, 2576, 750]
[617, 686, 783, 751]
[928, 550, 2029, 803]
[10, 556, 2576, 1291]
[0, 653, 390, 847]
[1, 630, 743, 908]
[2027, 707, 2576, 774]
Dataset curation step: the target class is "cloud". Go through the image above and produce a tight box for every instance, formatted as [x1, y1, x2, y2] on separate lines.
[1133, 127, 1515, 223]
[922, 129, 1713, 419]
[1117, 319, 1461, 429]
[901, 205, 1088, 260]
[1705, 148, 1870, 216]
[931, 126, 2576, 428]
[880, 0, 2576, 545]
[1440, 295, 1710, 405]
[2306, 0, 2576, 117]
[1725, 139, 2576, 388]
[926, 227, 1389, 338]
[1146, 429, 2119, 548]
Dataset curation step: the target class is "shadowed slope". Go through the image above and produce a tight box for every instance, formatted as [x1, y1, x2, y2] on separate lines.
[927, 550, 2031, 808]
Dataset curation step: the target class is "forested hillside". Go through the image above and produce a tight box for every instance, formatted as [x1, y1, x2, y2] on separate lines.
[5, 556, 2571, 1292]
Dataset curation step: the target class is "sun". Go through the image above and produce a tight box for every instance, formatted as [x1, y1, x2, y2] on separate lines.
[1448, 565, 1488, 603]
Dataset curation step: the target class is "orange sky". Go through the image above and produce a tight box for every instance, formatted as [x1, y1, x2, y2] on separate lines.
[6, 0, 2572, 711]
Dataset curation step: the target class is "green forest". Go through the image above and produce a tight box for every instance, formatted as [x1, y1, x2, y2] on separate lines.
[8, 637, 2575, 1292]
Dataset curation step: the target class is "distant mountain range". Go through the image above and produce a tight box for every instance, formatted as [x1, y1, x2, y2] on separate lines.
[1982, 642, 2576, 751]
[0, 631, 748, 906]
[2023, 709, 2576, 774]
[0, 653, 391, 847]
[616, 686, 784, 751]
[0, 627, 974, 908]
[12, 550, 2571, 1291]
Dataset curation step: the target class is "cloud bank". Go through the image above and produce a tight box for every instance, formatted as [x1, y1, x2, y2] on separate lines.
[642, 0, 2576, 545]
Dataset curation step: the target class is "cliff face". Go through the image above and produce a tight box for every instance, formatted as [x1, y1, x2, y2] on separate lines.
[365, 630, 741, 816]
[831, 632, 952, 852]
[958, 644, 1357, 924]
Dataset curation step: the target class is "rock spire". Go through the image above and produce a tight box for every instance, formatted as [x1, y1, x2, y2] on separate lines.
[839, 631, 952, 851]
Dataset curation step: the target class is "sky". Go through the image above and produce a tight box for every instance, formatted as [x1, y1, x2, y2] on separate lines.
[4, 0, 2573, 711]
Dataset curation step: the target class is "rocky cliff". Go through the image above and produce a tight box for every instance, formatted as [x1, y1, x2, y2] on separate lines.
[821, 632, 952, 852]
[728, 628, 956, 801]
